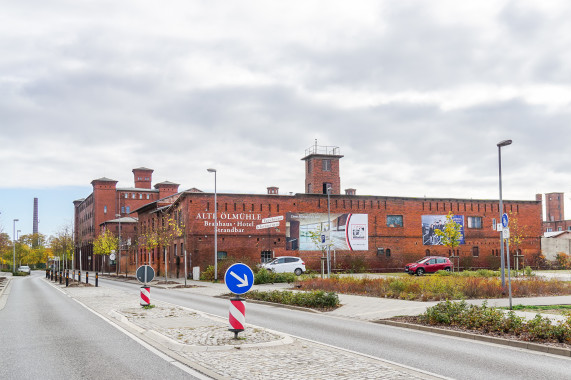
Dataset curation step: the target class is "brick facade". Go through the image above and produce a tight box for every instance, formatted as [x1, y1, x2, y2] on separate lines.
[73, 168, 179, 271]
[135, 191, 542, 277]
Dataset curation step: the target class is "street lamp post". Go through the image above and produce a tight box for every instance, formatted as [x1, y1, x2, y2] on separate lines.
[207, 168, 218, 281]
[497, 139, 512, 288]
[327, 186, 331, 278]
[13, 219, 19, 273]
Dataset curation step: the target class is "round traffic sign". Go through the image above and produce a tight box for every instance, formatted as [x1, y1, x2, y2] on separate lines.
[224, 263, 254, 295]
[136, 265, 155, 284]
[502, 213, 509, 228]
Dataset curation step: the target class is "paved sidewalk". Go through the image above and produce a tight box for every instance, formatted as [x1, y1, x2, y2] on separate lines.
[48, 278, 445, 380]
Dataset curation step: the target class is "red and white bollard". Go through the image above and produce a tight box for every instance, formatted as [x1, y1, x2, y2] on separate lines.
[229, 296, 245, 339]
[140, 286, 151, 306]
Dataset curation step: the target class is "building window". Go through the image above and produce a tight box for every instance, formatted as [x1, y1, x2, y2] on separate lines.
[322, 159, 331, 171]
[104, 206, 107, 214]
[467, 216, 482, 229]
[124, 194, 128, 199]
[126, 206, 130, 214]
[558, 227, 562, 231]
[261, 250, 272, 263]
[546, 228, 553, 232]
[217, 251, 227, 260]
[386, 215, 403, 227]
[146, 194, 150, 199]
[472, 246, 479, 257]
[132, 193, 135, 199]
[307, 184, 312, 193]
[139, 194, 143, 199]
[121, 206, 125, 213]
[307, 161, 312, 174]
[568, 226, 571, 231]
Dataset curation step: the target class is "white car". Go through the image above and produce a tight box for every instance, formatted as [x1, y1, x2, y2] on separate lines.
[262, 256, 306, 276]
[17, 265, 31, 274]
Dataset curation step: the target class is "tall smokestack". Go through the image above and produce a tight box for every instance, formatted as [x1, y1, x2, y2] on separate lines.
[33, 198, 39, 234]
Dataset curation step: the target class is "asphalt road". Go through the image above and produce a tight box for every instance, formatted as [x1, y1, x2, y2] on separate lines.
[0, 273, 204, 380]
[98, 277, 571, 380]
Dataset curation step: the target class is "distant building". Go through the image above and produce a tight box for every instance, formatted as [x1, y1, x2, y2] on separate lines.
[130, 144, 542, 278]
[541, 231, 571, 261]
[540, 192, 571, 233]
[73, 168, 179, 271]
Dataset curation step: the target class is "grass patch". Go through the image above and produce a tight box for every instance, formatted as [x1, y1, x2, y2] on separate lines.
[142, 304, 156, 309]
[297, 275, 571, 301]
[499, 304, 571, 315]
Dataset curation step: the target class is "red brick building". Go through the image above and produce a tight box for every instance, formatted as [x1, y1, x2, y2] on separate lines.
[132, 144, 542, 278]
[541, 192, 571, 233]
[73, 168, 179, 271]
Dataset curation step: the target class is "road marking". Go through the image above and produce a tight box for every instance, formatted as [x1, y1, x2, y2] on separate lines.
[42, 278, 213, 380]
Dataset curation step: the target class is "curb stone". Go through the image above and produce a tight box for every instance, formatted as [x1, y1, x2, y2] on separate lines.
[376, 320, 571, 358]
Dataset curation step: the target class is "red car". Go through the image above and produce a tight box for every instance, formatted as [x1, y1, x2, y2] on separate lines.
[405, 256, 453, 275]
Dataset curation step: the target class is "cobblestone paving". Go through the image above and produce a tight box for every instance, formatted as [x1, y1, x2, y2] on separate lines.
[53, 281, 439, 379]
[120, 305, 282, 346]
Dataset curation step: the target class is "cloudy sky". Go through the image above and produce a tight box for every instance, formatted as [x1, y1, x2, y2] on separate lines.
[1, 0, 570, 238]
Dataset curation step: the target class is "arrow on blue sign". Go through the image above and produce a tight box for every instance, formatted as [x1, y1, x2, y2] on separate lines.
[224, 263, 254, 295]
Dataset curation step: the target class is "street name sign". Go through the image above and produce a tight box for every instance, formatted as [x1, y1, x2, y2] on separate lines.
[136, 265, 155, 284]
[224, 263, 254, 295]
[261, 216, 283, 224]
[256, 221, 280, 230]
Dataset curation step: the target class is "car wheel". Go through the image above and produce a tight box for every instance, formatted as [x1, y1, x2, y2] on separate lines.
[445, 267, 451, 272]
[416, 268, 425, 276]
[294, 268, 303, 276]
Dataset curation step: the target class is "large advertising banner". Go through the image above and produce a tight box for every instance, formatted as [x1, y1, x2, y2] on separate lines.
[286, 212, 368, 251]
[422, 215, 465, 246]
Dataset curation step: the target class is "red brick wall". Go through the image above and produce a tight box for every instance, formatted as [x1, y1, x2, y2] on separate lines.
[137, 192, 543, 274]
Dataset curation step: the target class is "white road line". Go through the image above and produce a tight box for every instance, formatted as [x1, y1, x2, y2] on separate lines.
[42, 278, 213, 380]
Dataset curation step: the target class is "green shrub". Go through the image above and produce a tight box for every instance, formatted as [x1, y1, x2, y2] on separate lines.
[524, 266, 533, 276]
[435, 270, 452, 276]
[200, 265, 216, 281]
[244, 290, 339, 309]
[254, 269, 297, 285]
[422, 301, 571, 343]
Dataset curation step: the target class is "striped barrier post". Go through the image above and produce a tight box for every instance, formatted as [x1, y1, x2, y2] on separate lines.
[228, 296, 245, 339]
[73, 270, 75, 282]
[140, 286, 150, 306]
[78, 271, 81, 283]
[59, 271, 63, 284]
[65, 270, 69, 287]
[51, 270, 54, 281]
[95, 272, 98, 287]
[85, 272, 89, 284]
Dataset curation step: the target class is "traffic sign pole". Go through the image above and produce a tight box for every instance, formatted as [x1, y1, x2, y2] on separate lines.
[224, 263, 254, 339]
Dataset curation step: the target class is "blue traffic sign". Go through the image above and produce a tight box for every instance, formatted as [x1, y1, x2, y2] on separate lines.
[224, 263, 254, 295]
[502, 213, 509, 228]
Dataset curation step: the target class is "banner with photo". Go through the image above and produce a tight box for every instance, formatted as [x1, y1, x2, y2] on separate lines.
[422, 215, 465, 246]
[286, 212, 368, 251]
